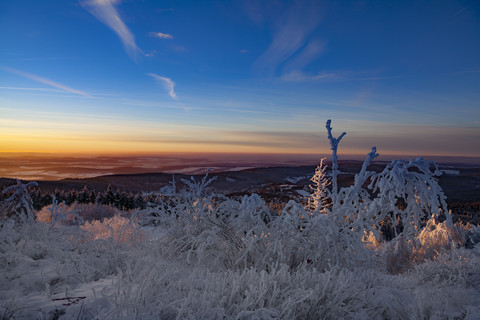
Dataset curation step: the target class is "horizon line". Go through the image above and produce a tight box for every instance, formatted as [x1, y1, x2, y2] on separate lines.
[1, 151, 479, 161]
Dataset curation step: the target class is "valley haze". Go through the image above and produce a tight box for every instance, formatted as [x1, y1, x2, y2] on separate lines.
[1, 152, 480, 181]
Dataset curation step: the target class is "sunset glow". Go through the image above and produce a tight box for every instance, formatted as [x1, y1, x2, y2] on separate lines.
[1, 1, 479, 174]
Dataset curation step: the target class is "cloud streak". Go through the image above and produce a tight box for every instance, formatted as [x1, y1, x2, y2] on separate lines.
[147, 73, 178, 99]
[150, 32, 173, 39]
[252, 1, 323, 76]
[282, 39, 325, 73]
[79, 0, 141, 60]
[2, 67, 92, 97]
[281, 71, 339, 82]
[0, 86, 63, 93]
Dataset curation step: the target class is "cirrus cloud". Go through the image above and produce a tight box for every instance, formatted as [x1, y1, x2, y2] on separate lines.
[79, 0, 141, 61]
[1, 66, 92, 97]
[149, 32, 173, 39]
[252, 1, 323, 76]
[147, 73, 178, 99]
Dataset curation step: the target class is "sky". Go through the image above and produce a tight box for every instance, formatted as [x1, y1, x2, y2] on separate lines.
[1, 0, 479, 159]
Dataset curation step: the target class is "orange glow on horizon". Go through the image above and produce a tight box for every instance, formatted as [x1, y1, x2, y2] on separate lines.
[0, 133, 324, 155]
[2, 134, 478, 158]
[2, 117, 479, 158]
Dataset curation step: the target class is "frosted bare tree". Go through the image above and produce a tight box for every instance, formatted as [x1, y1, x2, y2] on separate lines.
[325, 119, 346, 208]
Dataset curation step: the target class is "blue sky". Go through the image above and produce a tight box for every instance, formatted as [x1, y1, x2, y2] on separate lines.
[1, 0, 479, 157]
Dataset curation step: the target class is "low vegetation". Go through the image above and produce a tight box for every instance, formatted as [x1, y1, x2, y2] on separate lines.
[1, 120, 479, 319]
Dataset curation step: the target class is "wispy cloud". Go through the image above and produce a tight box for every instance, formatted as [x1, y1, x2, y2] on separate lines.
[147, 73, 178, 99]
[79, 0, 141, 61]
[282, 39, 325, 73]
[453, 6, 470, 17]
[0, 86, 63, 93]
[281, 71, 339, 82]
[450, 68, 480, 75]
[252, 1, 323, 76]
[149, 32, 173, 39]
[280, 69, 402, 82]
[121, 99, 202, 112]
[1, 67, 92, 97]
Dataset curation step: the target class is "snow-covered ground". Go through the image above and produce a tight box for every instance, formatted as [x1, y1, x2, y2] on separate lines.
[1, 200, 480, 319]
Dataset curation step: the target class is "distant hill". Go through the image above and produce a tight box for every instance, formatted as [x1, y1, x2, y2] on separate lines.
[2, 161, 479, 205]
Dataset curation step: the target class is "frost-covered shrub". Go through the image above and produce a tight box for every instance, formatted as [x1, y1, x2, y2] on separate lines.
[267, 200, 368, 271]
[81, 215, 145, 243]
[375, 217, 467, 274]
[0, 180, 38, 225]
[133, 171, 367, 273]
[413, 217, 465, 262]
[152, 188, 272, 271]
[367, 158, 452, 238]
[107, 263, 377, 320]
[0, 218, 138, 320]
[320, 121, 454, 237]
[454, 221, 480, 249]
[314, 120, 464, 273]
[329, 156, 456, 247]
[36, 196, 84, 227]
[38, 202, 125, 226]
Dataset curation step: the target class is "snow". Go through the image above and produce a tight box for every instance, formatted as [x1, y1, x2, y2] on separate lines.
[2, 171, 480, 319]
[1, 217, 479, 319]
[284, 176, 309, 184]
[295, 189, 310, 197]
[442, 169, 460, 175]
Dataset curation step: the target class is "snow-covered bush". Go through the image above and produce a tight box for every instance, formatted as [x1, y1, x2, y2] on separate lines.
[316, 120, 464, 273]
[149, 176, 272, 271]
[36, 196, 84, 227]
[413, 216, 465, 261]
[367, 158, 452, 238]
[81, 215, 145, 243]
[0, 179, 38, 225]
[267, 200, 368, 271]
[130, 170, 367, 274]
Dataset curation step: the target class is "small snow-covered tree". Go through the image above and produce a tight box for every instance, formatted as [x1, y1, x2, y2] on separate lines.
[307, 158, 330, 214]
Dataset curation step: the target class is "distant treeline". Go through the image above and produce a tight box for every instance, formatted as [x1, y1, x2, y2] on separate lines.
[1, 182, 478, 225]
[26, 186, 154, 211]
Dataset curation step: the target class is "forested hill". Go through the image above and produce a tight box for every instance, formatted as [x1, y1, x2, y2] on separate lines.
[1, 161, 479, 211]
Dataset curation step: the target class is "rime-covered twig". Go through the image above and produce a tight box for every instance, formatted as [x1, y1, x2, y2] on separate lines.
[355, 147, 379, 187]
